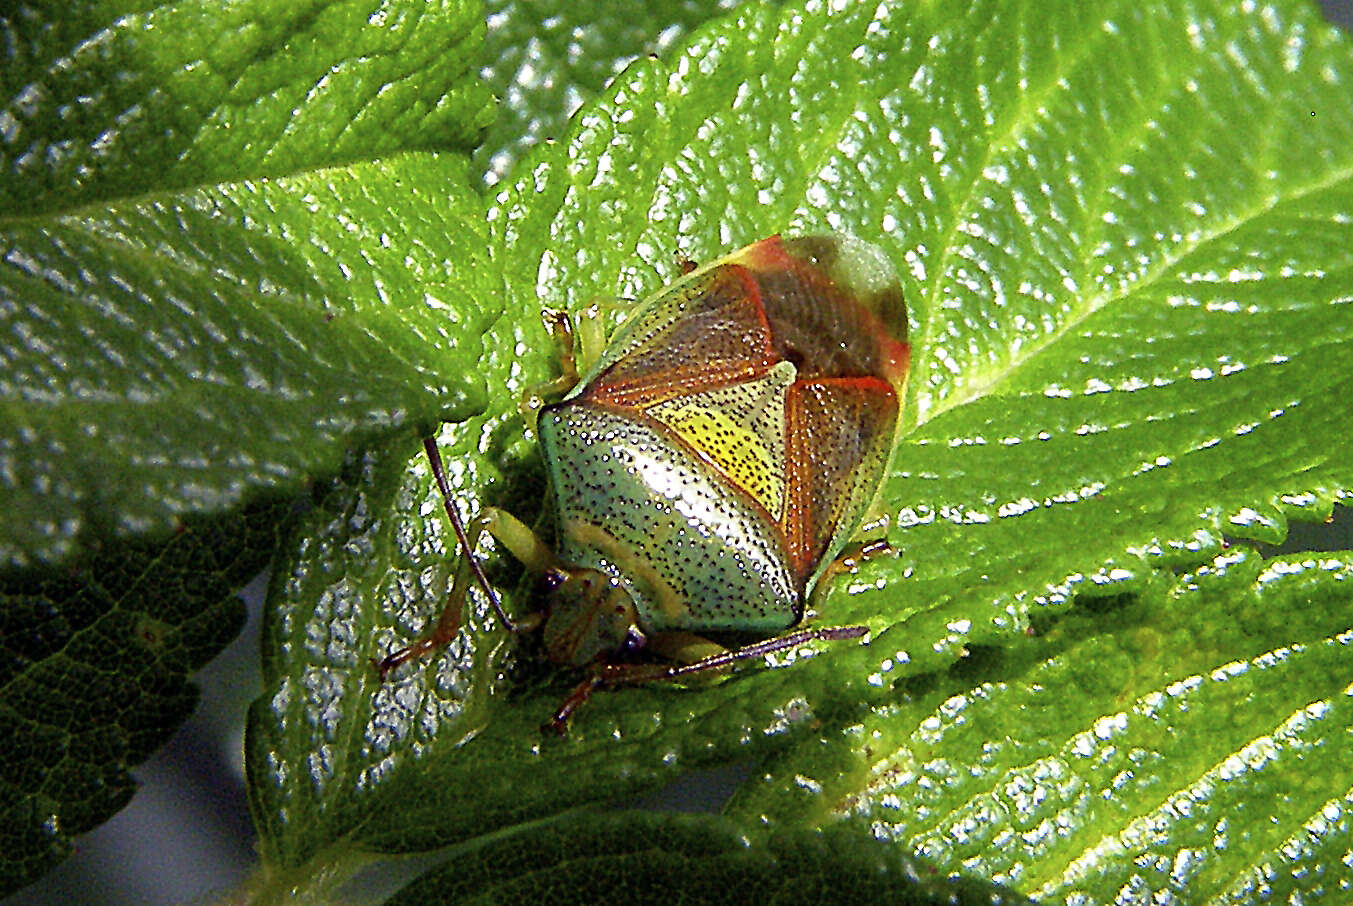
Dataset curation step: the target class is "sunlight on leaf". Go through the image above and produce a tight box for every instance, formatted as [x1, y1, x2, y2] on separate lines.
[245, 3, 1353, 904]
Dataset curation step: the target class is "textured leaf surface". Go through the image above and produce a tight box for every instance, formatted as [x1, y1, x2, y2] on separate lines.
[728, 550, 1353, 902]
[476, 0, 757, 185]
[247, 1, 1353, 902]
[1, 0, 495, 896]
[384, 811, 1033, 905]
[2, 0, 497, 569]
[0, 500, 286, 898]
[0, 0, 492, 215]
[1, 153, 494, 569]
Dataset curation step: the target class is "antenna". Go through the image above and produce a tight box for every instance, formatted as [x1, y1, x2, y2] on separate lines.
[422, 437, 518, 633]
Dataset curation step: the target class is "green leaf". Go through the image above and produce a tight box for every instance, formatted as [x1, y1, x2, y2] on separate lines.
[1, 152, 494, 569]
[1, 0, 493, 215]
[2, 0, 498, 567]
[0, 149, 494, 894]
[3, 0, 1351, 900]
[476, 0, 764, 185]
[382, 812, 1034, 905]
[0, 499, 286, 898]
[245, 0, 1353, 900]
[2, 0, 495, 895]
[728, 549, 1353, 902]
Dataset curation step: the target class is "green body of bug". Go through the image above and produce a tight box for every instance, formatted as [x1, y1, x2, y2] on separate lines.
[379, 234, 909, 729]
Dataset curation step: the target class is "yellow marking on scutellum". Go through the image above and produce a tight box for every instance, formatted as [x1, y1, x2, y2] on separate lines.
[645, 399, 785, 520]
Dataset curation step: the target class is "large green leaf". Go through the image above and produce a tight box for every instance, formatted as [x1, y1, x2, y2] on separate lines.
[383, 812, 1034, 905]
[728, 549, 1353, 901]
[244, 0, 1353, 901]
[0, 0, 494, 896]
[1, 0, 495, 569]
[0, 0, 492, 215]
[0, 153, 493, 570]
[0, 154, 494, 893]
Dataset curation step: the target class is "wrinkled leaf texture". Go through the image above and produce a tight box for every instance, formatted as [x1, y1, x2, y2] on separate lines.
[247, 0, 1353, 904]
[0, 0, 492, 895]
[1, 0, 1351, 901]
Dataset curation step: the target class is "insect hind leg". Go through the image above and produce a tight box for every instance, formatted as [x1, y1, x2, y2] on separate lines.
[542, 625, 869, 734]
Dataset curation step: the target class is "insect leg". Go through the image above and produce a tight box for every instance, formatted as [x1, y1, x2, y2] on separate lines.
[814, 538, 894, 591]
[542, 625, 869, 733]
[519, 301, 620, 431]
[374, 438, 538, 678]
[518, 309, 581, 428]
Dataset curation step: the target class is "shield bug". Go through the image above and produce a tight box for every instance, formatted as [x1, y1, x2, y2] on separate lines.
[378, 234, 909, 731]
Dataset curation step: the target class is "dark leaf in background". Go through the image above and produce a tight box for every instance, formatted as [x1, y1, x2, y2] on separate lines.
[0, 500, 287, 897]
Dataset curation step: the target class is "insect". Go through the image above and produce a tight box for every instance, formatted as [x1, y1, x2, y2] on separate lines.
[377, 234, 910, 731]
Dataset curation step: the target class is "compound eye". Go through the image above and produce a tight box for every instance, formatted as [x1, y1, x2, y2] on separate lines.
[620, 627, 647, 655]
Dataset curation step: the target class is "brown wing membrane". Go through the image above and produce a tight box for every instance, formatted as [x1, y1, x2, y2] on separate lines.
[783, 377, 898, 584]
[584, 264, 776, 408]
[742, 235, 909, 387]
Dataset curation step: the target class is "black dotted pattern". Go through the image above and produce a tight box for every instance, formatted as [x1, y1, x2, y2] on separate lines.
[538, 403, 799, 634]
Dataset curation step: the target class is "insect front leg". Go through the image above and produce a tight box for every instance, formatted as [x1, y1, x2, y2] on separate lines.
[518, 302, 610, 430]
[813, 537, 895, 592]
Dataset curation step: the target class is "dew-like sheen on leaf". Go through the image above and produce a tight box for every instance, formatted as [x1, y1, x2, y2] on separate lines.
[247, 3, 1353, 902]
[0, 0, 492, 215]
[0, 154, 496, 569]
[476, 0, 763, 185]
[730, 549, 1353, 901]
